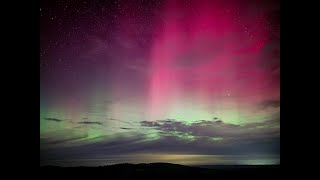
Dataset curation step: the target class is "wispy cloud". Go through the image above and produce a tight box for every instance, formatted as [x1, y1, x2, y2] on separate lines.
[260, 99, 280, 109]
[78, 121, 103, 125]
[120, 127, 134, 130]
[140, 118, 279, 141]
[108, 118, 133, 125]
[44, 117, 64, 122]
[40, 129, 88, 146]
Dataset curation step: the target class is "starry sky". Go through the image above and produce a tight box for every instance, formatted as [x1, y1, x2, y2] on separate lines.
[40, 0, 280, 166]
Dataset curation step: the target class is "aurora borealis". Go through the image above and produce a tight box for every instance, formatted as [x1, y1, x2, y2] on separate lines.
[40, 0, 280, 166]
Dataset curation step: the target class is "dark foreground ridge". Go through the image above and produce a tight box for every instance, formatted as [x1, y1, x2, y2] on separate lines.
[41, 162, 280, 178]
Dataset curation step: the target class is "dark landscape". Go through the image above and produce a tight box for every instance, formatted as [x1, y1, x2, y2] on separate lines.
[41, 162, 280, 178]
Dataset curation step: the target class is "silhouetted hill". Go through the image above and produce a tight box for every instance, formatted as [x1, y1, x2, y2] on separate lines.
[41, 162, 280, 178]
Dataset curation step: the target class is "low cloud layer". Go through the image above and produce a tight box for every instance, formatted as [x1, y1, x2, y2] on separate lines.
[41, 118, 279, 163]
[140, 118, 279, 144]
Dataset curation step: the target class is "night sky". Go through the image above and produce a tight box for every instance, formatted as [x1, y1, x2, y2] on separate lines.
[40, 0, 280, 166]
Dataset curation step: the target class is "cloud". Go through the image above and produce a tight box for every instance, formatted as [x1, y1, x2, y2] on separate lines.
[78, 121, 103, 125]
[40, 129, 88, 146]
[140, 118, 279, 141]
[259, 99, 280, 109]
[108, 118, 133, 125]
[139, 117, 279, 155]
[41, 126, 279, 162]
[44, 117, 64, 122]
[41, 119, 279, 162]
[120, 127, 134, 130]
[258, 39, 280, 72]
[41, 132, 148, 161]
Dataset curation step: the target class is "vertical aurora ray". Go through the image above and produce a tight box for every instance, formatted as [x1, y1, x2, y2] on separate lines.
[147, 0, 276, 125]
